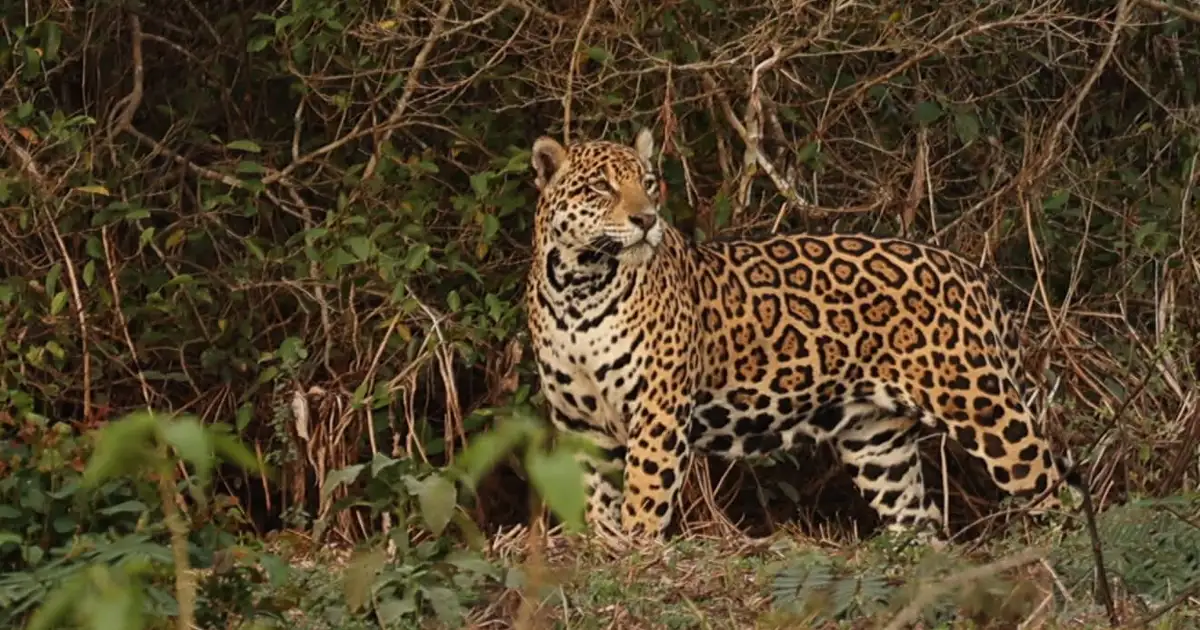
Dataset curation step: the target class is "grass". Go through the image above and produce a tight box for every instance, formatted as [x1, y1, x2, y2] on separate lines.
[457, 507, 1200, 630]
[206, 494, 1200, 629]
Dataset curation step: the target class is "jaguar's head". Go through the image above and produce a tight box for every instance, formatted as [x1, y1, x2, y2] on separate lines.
[530, 129, 662, 264]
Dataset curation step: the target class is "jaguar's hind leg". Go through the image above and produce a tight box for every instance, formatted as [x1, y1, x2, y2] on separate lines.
[834, 410, 944, 536]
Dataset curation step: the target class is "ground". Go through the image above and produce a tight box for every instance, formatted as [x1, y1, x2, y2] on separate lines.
[227, 496, 1200, 630]
[459, 519, 1200, 629]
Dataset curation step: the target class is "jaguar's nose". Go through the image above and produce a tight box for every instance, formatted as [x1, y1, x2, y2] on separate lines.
[629, 213, 658, 231]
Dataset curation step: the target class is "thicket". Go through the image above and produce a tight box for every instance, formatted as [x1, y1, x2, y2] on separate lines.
[1, 0, 1199, 627]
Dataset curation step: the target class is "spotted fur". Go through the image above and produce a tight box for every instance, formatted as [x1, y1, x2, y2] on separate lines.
[524, 129, 1080, 543]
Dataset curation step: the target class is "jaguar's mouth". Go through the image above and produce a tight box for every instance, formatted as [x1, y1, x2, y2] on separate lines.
[588, 236, 625, 257]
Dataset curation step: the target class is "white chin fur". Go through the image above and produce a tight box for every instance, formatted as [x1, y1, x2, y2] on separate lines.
[618, 242, 656, 265]
[645, 222, 664, 247]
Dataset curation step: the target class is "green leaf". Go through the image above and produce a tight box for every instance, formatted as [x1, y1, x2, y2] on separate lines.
[482, 214, 501, 242]
[586, 47, 612, 63]
[211, 431, 267, 478]
[526, 448, 586, 532]
[98, 500, 149, 516]
[46, 262, 62, 297]
[278, 336, 308, 364]
[422, 585, 463, 622]
[259, 553, 291, 586]
[247, 35, 273, 53]
[82, 411, 161, 487]
[345, 235, 373, 261]
[912, 101, 944, 125]
[343, 549, 387, 612]
[953, 111, 981, 145]
[139, 227, 156, 248]
[43, 22, 63, 62]
[25, 578, 81, 630]
[370, 451, 401, 477]
[49, 291, 68, 316]
[322, 464, 365, 500]
[415, 474, 457, 536]
[161, 417, 215, 484]
[226, 139, 262, 153]
[376, 596, 417, 624]
[1042, 190, 1070, 211]
[796, 142, 820, 165]
[456, 414, 539, 488]
[404, 244, 430, 270]
[469, 172, 491, 198]
[382, 73, 406, 95]
[45, 340, 65, 361]
[236, 160, 267, 174]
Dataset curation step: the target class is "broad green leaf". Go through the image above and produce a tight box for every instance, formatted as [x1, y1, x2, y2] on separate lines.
[526, 448, 586, 532]
[73, 185, 111, 196]
[226, 139, 262, 153]
[161, 417, 214, 483]
[953, 111, 981, 145]
[43, 22, 62, 62]
[87, 574, 144, 630]
[345, 235, 373, 261]
[343, 549, 387, 611]
[247, 34, 273, 52]
[49, 291, 68, 316]
[796, 142, 820, 164]
[422, 585, 463, 622]
[99, 500, 149, 516]
[912, 101, 944, 125]
[46, 262, 61, 296]
[376, 596, 417, 624]
[24, 577, 81, 630]
[1042, 190, 1070, 211]
[212, 431, 268, 478]
[586, 47, 612, 63]
[370, 451, 400, 477]
[404, 244, 430, 270]
[322, 464, 365, 500]
[259, 553, 291, 586]
[415, 473, 457, 536]
[455, 415, 539, 487]
[82, 412, 161, 487]
[446, 550, 498, 577]
[236, 160, 267, 174]
[469, 172, 490, 198]
[482, 214, 500, 242]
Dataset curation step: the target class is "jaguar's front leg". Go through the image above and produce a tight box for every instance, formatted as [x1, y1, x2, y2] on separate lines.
[621, 397, 693, 539]
[547, 407, 625, 540]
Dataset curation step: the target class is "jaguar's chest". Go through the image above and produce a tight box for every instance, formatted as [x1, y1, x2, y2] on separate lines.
[530, 289, 655, 421]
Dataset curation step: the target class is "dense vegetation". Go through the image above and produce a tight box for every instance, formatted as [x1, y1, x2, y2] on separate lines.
[1, 0, 1198, 627]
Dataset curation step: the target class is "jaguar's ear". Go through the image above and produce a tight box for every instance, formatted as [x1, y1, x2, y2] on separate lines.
[633, 127, 655, 163]
[532, 136, 568, 190]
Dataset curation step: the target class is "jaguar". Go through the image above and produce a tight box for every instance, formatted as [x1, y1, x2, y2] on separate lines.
[524, 127, 1080, 545]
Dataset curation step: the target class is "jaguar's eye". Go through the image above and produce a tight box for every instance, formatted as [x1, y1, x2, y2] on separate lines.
[643, 177, 658, 196]
[589, 180, 613, 195]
